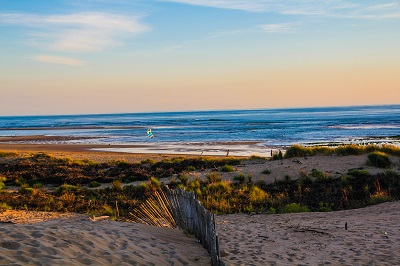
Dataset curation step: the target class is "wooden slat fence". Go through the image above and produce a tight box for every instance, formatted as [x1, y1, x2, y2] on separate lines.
[166, 189, 225, 266]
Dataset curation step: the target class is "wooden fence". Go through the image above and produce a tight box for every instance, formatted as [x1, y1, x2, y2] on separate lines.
[166, 189, 225, 266]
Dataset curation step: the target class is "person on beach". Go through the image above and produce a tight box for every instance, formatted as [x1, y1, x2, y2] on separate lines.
[226, 149, 230, 156]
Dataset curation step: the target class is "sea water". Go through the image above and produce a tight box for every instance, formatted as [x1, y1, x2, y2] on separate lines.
[1, 105, 399, 156]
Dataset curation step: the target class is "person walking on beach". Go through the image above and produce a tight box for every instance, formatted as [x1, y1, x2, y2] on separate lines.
[226, 149, 230, 156]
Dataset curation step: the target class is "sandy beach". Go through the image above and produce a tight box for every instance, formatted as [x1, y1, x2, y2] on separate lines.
[217, 201, 400, 266]
[1, 140, 399, 265]
[0, 211, 210, 266]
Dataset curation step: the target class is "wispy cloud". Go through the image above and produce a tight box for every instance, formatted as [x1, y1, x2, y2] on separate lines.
[160, 0, 400, 19]
[258, 22, 300, 33]
[0, 12, 149, 52]
[34, 55, 84, 66]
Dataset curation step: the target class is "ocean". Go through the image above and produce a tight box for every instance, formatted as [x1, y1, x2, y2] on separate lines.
[1, 105, 399, 156]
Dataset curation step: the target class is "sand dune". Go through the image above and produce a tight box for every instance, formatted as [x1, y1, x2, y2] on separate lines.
[217, 201, 400, 265]
[0, 211, 210, 266]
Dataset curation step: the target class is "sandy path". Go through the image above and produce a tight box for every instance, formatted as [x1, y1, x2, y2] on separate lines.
[217, 201, 400, 266]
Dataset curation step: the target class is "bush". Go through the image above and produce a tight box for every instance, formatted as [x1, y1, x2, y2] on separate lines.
[0, 151, 19, 158]
[347, 169, 370, 178]
[367, 152, 391, 168]
[318, 202, 334, 212]
[0, 202, 12, 211]
[57, 184, 79, 193]
[335, 145, 365, 156]
[206, 172, 222, 183]
[234, 173, 246, 183]
[284, 145, 313, 158]
[262, 169, 272, 175]
[221, 164, 235, 172]
[186, 166, 196, 171]
[281, 203, 310, 213]
[249, 186, 268, 202]
[0, 175, 6, 190]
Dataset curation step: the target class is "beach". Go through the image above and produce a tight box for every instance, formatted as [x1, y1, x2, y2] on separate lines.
[1, 140, 399, 265]
[217, 201, 400, 266]
[0, 211, 210, 266]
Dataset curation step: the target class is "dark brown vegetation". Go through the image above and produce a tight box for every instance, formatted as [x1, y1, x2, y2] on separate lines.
[0, 145, 399, 220]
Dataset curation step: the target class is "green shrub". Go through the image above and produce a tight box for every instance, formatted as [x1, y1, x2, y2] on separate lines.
[284, 145, 313, 158]
[262, 169, 272, 175]
[206, 172, 222, 183]
[383, 169, 398, 178]
[149, 177, 161, 189]
[0, 175, 6, 190]
[186, 165, 196, 171]
[234, 173, 246, 183]
[140, 159, 155, 165]
[347, 169, 370, 178]
[0, 202, 12, 211]
[367, 151, 391, 168]
[178, 174, 189, 185]
[249, 186, 268, 202]
[318, 202, 334, 212]
[0, 151, 19, 158]
[369, 194, 392, 204]
[57, 184, 79, 193]
[117, 160, 131, 169]
[335, 145, 365, 156]
[221, 164, 235, 172]
[281, 203, 310, 213]
[310, 169, 324, 178]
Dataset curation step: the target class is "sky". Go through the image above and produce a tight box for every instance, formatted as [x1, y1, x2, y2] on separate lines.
[1, 0, 399, 116]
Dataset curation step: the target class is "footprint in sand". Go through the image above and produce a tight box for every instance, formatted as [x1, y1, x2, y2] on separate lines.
[0, 241, 21, 250]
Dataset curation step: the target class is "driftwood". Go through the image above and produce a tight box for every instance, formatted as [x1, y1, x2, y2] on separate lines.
[89, 215, 110, 221]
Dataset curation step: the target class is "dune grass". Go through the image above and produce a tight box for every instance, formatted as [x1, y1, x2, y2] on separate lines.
[0, 147, 399, 219]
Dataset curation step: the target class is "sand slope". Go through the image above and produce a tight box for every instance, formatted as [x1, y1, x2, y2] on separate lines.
[217, 201, 400, 266]
[0, 212, 210, 266]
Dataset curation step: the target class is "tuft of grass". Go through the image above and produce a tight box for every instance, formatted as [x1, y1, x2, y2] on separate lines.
[221, 164, 235, 172]
[284, 145, 314, 158]
[0, 202, 12, 211]
[249, 186, 268, 202]
[347, 169, 370, 178]
[0, 175, 6, 191]
[262, 169, 272, 175]
[369, 178, 392, 204]
[206, 172, 222, 183]
[335, 145, 365, 156]
[281, 203, 310, 213]
[0, 151, 19, 158]
[367, 151, 391, 168]
[318, 202, 334, 212]
[186, 165, 196, 171]
[140, 159, 156, 165]
[57, 184, 79, 193]
[234, 173, 246, 183]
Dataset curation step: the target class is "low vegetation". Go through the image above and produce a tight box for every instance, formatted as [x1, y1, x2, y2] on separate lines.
[0, 146, 399, 219]
[284, 144, 400, 158]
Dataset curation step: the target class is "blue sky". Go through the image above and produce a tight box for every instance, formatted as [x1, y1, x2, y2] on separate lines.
[1, 0, 399, 115]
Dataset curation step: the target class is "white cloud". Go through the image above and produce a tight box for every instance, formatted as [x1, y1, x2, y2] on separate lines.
[160, 0, 400, 19]
[34, 55, 84, 66]
[0, 12, 149, 52]
[258, 22, 300, 33]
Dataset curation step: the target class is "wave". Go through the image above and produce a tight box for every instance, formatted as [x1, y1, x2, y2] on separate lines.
[327, 124, 400, 130]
